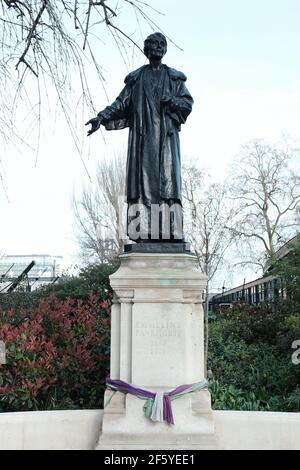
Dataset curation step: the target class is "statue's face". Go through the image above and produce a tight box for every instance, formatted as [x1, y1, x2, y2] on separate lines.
[145, 36, 167, 60]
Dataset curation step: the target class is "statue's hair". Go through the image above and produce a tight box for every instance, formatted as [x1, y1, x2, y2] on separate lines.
[144, 32, 167, 57]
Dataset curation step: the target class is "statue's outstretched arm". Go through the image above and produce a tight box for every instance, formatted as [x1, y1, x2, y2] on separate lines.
[86, 84, 131, 136]
[85, 116, 103, 136]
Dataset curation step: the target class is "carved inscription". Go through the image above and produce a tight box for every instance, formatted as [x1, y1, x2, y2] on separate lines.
[134, 320, 183, 356]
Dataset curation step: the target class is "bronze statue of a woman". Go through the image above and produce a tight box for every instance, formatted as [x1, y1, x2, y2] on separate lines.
[86, 32, 193, 243]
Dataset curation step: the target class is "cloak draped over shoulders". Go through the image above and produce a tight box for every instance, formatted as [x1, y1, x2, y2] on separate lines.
[97, 64, 193, 205]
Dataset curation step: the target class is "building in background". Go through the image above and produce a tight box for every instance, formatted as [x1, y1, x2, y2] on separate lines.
[211, 234, 300, 310]
[0, 254, 63, 292]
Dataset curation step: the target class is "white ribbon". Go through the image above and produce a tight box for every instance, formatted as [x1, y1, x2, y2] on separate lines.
[150, 392, 164, 422]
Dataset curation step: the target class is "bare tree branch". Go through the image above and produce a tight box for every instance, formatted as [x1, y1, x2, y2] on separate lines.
[73, 153, 125, 263]
[182, 164, 236, 281]
[229, 138, 300, 267]
[15, 0, 47, 75]
[0, 0, 170, 183]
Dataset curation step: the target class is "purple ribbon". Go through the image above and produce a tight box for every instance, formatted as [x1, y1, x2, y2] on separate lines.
[106, 377, 193, 425]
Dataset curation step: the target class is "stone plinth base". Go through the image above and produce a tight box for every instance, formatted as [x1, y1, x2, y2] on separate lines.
[97, 390, 216, 450]
[96, 252, 217, 450]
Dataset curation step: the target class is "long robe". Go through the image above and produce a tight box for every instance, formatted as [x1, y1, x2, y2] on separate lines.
[98, 64, 193, 206]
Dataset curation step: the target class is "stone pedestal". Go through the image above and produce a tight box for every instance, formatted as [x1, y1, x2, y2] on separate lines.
[96, 252, 217, 449]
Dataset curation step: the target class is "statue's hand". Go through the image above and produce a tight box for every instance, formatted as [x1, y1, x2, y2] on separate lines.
[85, 116, 102, 136]
[161, 96, 179, 112]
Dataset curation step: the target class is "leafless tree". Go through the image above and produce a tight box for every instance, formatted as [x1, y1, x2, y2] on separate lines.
[229, 138, 300, 270]
[182, 163, 237, 375]
[73, 152, 125, 264]
[182, 164, 236, 281]
[0, 1, 170, 185]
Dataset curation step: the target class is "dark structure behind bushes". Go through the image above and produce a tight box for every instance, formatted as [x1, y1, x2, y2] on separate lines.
[211, 234, 300, 311]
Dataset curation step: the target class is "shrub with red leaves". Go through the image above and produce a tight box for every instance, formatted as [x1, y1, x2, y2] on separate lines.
[0, 293, 111, 411]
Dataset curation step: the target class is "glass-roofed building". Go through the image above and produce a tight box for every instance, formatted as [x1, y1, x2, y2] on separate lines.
[0, 254, 62, 280]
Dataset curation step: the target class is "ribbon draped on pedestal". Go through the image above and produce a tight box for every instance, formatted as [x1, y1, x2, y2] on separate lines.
[106, 377, 208, 425]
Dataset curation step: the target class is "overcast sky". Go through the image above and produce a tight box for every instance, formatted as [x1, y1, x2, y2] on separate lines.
[0, 0, 300, 289]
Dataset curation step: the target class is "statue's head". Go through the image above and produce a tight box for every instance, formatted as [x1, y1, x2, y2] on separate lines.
[144, 32, 167, 60]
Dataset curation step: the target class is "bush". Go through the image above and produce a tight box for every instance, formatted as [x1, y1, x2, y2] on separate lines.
[208, 302, 300, 411]
[37, 262, 119, 301]
[0, 293, 111, 411]
[0, 262, 119, 312]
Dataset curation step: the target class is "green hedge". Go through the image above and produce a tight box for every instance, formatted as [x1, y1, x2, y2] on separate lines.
[208, 302, 300, 411]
